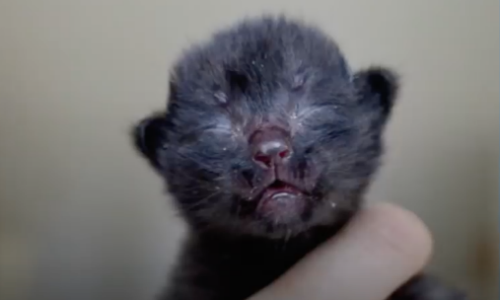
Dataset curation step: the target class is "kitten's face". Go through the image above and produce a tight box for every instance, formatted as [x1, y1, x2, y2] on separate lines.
[133, 17, 398, 238]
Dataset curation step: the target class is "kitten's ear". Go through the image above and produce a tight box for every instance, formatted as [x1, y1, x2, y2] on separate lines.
[131, 112, 169, 170]
[354, 67, 399, 117]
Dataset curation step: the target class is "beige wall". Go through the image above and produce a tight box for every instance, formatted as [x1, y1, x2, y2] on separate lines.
[0, 1, 498, 299]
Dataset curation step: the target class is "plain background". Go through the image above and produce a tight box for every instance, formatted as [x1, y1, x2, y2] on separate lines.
[0, 1, 498, 300]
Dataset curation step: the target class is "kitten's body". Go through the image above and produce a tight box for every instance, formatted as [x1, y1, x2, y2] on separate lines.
[132, 16, 467, 300]
[164, 212, 350, 300]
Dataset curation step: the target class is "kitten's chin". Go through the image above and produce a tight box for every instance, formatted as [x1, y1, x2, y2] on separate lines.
[243, 201, 316, 240]
[242, 194, 343, 240]
[246, 222, 310, 240]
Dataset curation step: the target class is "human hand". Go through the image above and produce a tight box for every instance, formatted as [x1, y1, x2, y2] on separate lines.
[248, 203, 433, 300]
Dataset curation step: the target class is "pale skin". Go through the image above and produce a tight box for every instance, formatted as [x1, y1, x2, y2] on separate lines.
[248, 203, 433, 300]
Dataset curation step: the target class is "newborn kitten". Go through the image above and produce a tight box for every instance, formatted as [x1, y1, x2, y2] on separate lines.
[132, 16, 467, 300]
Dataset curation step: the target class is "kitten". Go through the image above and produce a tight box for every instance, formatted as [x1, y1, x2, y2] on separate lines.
[132, 16, 467, 300]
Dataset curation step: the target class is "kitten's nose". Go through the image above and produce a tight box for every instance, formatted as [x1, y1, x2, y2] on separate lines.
[251, 129, 291, 168]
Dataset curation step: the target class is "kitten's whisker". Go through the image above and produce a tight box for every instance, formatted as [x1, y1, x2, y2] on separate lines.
[174, 151, 224, 174]
[180, 190, 225, 213]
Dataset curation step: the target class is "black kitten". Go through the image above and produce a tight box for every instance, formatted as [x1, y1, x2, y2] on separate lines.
[132, 16, 467, 300]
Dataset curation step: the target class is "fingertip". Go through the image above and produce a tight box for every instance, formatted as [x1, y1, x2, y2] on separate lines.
[249, 202, 434, 300]
[361, 202, 434, 272]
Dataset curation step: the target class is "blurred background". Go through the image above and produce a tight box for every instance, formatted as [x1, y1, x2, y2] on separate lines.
[0, 1, 498, 299]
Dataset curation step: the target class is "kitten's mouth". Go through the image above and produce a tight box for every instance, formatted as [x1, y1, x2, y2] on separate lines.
[255, 180, 306, 221]
[261, 180, 302, 199]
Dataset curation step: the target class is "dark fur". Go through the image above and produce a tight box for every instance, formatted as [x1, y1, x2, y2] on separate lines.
[132, 16, 467, 300]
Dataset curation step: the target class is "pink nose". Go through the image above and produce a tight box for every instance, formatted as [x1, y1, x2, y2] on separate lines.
[250, 129, 291, 168]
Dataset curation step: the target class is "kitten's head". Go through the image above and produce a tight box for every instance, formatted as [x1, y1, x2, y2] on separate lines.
[132, 16, 399, 238]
